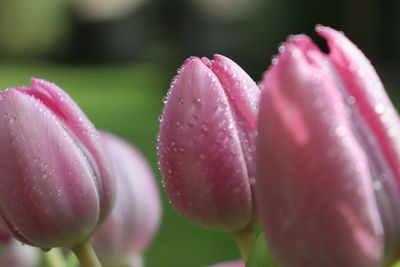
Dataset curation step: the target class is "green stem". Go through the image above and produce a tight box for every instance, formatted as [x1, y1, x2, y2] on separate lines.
[42, 248, 66, 267]
[233, 226, 257, 262]
[71, 240, 102, 267]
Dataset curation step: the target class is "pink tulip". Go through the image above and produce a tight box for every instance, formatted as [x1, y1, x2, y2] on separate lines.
[207, 259, 244, 267]
[257, 26, 400, 266]
[158, 55, 260, 231]
[92, 132, 161, 267]
[0, 78, 115, 249]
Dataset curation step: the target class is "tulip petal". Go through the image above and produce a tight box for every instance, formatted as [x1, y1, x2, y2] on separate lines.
[318, 26, 400, 263]
[209, 55, 260, 179]
[159, 57, 253, 231]
[92, 132, 161, 265]
[16, 78, 115, 225]
[0, 90, 100, 247]
[257, 36, 384, 267]
[318, 26, 400, 184]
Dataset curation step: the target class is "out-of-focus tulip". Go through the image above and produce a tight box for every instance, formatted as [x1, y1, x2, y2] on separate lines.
[0, 78, 115, 249]
[0, 239, 40, 267]
[0, 227, 40, 267]
[257, 26, 400, 267]
[92, 132, 161, 267]
[158, 55, 260, 231]
[0, 239, 39, 267]
[206, 259, 244, 267]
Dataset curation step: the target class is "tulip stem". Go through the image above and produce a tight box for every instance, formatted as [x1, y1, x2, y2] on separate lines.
[43, 248, 66, 267]
[233, 226, 257, 262]
[71, 240, 102, 267]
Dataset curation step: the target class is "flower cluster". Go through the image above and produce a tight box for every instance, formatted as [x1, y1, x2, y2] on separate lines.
[0, 79, 161, 266]
[0, 25, 398, 267]
[158, 26, 400, 267]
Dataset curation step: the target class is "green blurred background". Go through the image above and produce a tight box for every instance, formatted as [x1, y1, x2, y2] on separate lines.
[0, 0, 399, 266]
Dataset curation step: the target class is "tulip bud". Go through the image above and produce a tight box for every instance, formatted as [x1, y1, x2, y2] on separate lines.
[0, 78, 115, 249]
[207, 260, 244, 267]
[158, 54, 260, 231]
[257, 26, 400, 266]
[92, 132, 161, 267]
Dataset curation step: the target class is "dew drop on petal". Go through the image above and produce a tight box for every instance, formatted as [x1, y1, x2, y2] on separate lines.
[278, 44, 286, 53]
[347, 96, 356, 105]
[373, 181, 382, 191]
[374, 103, 385, 114]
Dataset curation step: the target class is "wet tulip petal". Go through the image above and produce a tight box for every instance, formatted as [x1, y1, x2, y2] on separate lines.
[92, 132, 161, 266]
[256, 27, 397, 267]
[0, 78, 115, 248]
[158, 55, 259, 231]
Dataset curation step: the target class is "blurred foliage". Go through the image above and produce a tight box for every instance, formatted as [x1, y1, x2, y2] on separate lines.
[0, 0, 69, 57]
[247, 234, 278, 267]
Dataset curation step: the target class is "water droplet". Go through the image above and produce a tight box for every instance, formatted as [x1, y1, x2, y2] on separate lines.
[315, 24, 322, 32]
[374, 104, 385, 114]
[291, 48, 301, 58]
[271, 57, 278, 65]
[335, 125, 347, 137]
[278, 44, 286, 53]
[170, 78, 177, 88]
[201, 126, 209, 134]
[373, 181, 382, 191]
[8, 115, 16, 123]
[355, 163, 364, 173]
[162, 96, 168, 104]
[158, 115, 164, 122]
[192, 98, 201, 106]
[388, 127, 397, 137]
[347, 96, 356, 105]
[187, 121, 195, 128]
